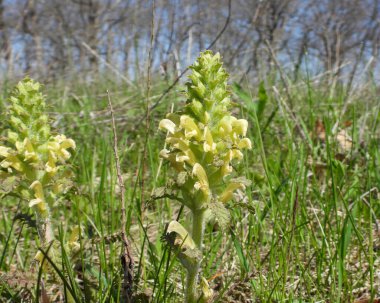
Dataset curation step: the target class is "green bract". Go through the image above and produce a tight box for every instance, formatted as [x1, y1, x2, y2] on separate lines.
[159, 51, 252, 303]
[0, 78, 75, 249]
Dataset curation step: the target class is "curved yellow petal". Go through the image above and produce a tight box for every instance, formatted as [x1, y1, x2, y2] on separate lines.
[232, 119, 248, 136]
[159, 119, 176, 134]
[45, 154, 58, 173]
[29, 198, 44, 208]
[219, 116, 236, 135]
[192, 163, 210, 195]
[159, 149, 170, 159]
[176, 153, 190, 163]
[1, 155, 24, 172]
[203, 127, 216, 152]
[30, 180, 45, 199]
[220, 182, 245, 203]
[0, 146, 10, 157]
[180, 115, 201, 139]
[166, 220, 196, 249]
[60, 138, 76, 150]
[166, 137, 189, 152]
[238, 138, 252, 149]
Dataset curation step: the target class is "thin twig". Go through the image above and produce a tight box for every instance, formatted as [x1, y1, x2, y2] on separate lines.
[83, 42, 135, 87]
[264, 39, 293, 105]
[107, 90, 134, 302]
[141, 0, 156, 216]
[272, 86, 312, 150]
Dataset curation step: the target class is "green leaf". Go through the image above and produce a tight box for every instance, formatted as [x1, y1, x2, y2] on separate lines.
[152, 187, 166, 198]
[176, 171, 188, 186]
[229, 176, 252, 187]
[0, 175, 19, 193]
[209, 201, 230, 229]
[257, 81, 268, 119]
[230, 230, 249, 273]
[232, 83, 251, 104]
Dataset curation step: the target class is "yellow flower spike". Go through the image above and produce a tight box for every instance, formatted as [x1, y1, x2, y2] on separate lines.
[180, 115, 202, 139]
[232, 119, 249, 136]
[159, 119, 176, 134]
[192, 163, 210, 196]
[238, 138, 252, 150]
[203, 127, 216, 153]
[1, 78, 76, 272]
[158, 52, 252, 303]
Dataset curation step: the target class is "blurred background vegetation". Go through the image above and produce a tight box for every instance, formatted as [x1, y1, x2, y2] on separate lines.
[0, 0, 379, 85]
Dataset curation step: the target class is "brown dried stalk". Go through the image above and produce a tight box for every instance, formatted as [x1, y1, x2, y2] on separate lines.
[107, 90, 134, 302]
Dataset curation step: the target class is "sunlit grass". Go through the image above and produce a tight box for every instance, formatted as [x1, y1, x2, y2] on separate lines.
[0, 71, 379, 302]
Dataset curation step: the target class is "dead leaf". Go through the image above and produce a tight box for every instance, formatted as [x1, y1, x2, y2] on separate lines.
[336, 129, 353, 152]
[40, 280, 51, 303]
[343, 120, 353, 128]
[353, 298, 380, 303]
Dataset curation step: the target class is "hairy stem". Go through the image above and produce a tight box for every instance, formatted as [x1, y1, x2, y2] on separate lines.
[185, 208, 205, 303]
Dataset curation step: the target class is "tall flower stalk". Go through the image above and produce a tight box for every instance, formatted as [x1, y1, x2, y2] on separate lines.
[0, 78, 75, 261]
[158, 51, 252, 302]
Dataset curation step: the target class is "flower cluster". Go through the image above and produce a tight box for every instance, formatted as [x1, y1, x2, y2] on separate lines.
[158, 51, 252, 303]
[0, 78, 75, 244]
[159, 51, 251, 210]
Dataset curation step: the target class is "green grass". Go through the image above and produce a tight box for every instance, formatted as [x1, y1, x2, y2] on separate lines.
[0, 72, 379, 302]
